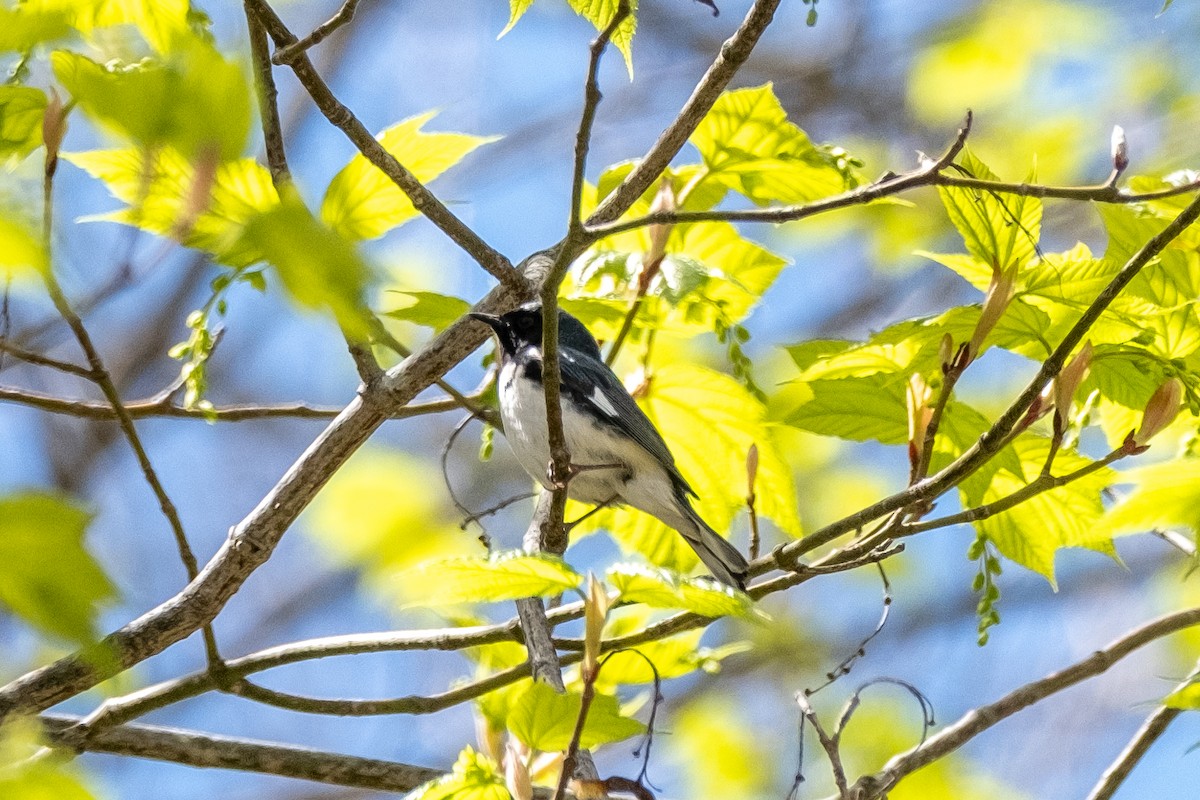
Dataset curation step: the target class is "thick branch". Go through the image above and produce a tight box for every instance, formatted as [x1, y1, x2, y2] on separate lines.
[41, 714, 441, 793]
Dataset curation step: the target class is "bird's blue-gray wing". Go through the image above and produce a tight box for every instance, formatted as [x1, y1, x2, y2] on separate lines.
[558, 347, 696, 497]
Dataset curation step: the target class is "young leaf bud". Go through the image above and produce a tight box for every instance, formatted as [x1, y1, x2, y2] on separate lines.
[582, 573, 611, 676]
[42, 88, 68, 176]
[1111, 125, 1129, 173]
[968, 263, 1018, 362]
[1053, 341, 1093, 430]
[1133, 377, 1183, 446]
[746, 443, 759, 493]
[504, 740, 533, 800]
[645, 178, 676, 268]
[906, 373, 933, 462]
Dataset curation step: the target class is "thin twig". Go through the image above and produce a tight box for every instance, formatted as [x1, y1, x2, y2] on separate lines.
[900, 445, 1129, 537]
[0, 384, 464, 421]
[0, 340, 94, 378]
[587, 166, 1200, 240]
[40, 140, 222, 667]
[272, 0, 363, 64]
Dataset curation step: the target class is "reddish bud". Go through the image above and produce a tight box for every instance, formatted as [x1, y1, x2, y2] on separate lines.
[645, 178, 676, 267]
[1134, 377, 1183, 446]
[968, 263, 1018, 362]
[1053, 341, 1093, 430]
[1111, 125, 1129, 173]
[42, 88, 68, 175]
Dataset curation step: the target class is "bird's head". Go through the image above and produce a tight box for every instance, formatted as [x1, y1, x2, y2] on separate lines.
[470, 302, 602, 360]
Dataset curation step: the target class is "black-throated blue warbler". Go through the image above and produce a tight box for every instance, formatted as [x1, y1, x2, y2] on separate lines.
[470, 302, 749, 589]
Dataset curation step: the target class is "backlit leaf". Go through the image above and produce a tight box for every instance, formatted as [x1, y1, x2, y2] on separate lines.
[65, 146, 278, 266]
[937, 149, 1041, 270]
[321, 112, 497, 240]
[398, 551, 582, 607]
[383, 290, 471, 332]
[506, 680, 643, 752]
[237, 188, 373, 339]
[690, 84, 855, 205]
[607, 563, 753, 617]
[1101, 458, 1200, 539]
[409, 746, 508, 800]
[0, 491, 116, 643]
[0, 87, 47, 161]
[567, 0, 638, 76]
[970, 438, 1116, 584]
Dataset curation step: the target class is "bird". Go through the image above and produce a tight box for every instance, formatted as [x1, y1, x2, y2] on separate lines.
[470, 301, 750, 590]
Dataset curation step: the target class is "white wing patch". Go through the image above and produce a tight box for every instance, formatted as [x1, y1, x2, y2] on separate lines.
[588, 386, 620, 418]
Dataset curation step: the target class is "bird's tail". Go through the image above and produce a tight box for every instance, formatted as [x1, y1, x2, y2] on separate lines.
[679, 501, 749, 591]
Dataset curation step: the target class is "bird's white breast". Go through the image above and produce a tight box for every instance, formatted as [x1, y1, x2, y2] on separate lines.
[498, 358, 677, 512]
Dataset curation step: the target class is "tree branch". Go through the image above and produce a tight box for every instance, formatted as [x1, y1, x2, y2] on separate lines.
[0, 384, 464, 421]
[1084, 659, 1200, 800]
[41, 714, 442, 793]
[769, 185, 1200, 570]
[843, 606, 1200, 800]
[244, 0, 520, 292]
[585, 0, 784, 226]
[271, 0, 363, 65]
[0, 339, 93, 378]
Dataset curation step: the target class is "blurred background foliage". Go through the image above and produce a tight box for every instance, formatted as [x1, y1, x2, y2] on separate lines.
[2, 0, 1200, 798]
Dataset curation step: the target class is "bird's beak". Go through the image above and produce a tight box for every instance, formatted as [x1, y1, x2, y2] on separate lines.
[469, 312, 503, 332]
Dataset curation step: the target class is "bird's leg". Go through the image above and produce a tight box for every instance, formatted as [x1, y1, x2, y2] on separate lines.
[565, 493, 621, 531]
[546, 460, 627, 489]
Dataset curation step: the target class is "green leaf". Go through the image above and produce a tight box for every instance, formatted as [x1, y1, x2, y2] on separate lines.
[783, 375, 908, 444]
[0, 491, 117, 643]
[0, 718, 96, 800]
[506, 681, 643, 752]
[1165, 681, 1200, 710]
[572, 365, 799, 573]
[567, 0, 638, 76]
[607, 563, 753, 617]
[52, 39, 251, 161]
[970, 439, 1116, 584]
[409, 746, 508, 800]
[61, 0, 192, 54]
[500, 0, 535, 36]
[321, 112, 497, 240]
[690, 84, 856, 205]
[0, 215, 48, 279]
[937, 149, 1042, 270]
[1100, 458, 1200, 539]
[0, 87, 47, 162]
[383, 291, 470, 332]
[303, 448, 477, 605]
[1099, 204, 1200, 308]
[589, 611, 746, 687]
[397, 551, 582, 607]
[237, 188, 373, 339]
[0, 4, 72, 52]
[65, 146, 278, 267]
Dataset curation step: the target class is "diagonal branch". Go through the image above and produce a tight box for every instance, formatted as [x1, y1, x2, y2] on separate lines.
[768, 185, 1200, 570]
[843, 606, 1200, 800]
[244, 0, 520, 291]
[1085, 659, 1200, 800]
[586, 0, 783, 226]
[272, 0, 363, 65]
